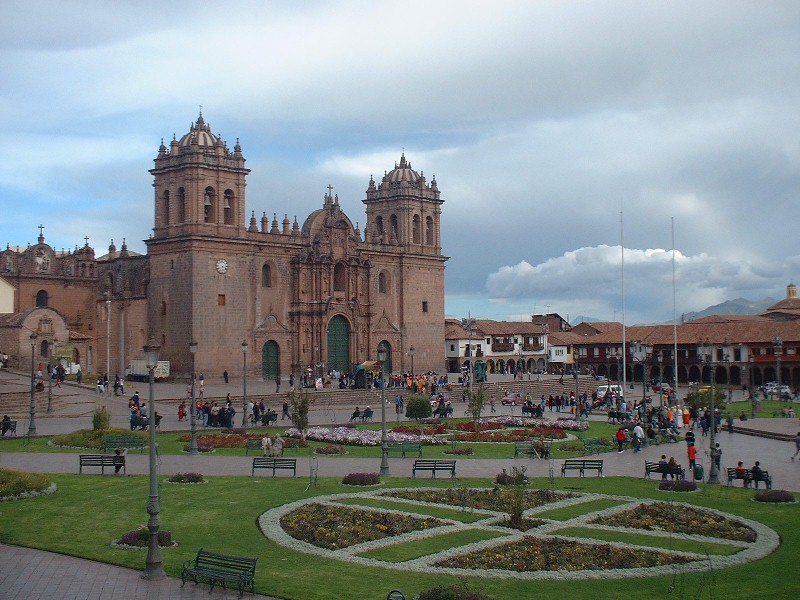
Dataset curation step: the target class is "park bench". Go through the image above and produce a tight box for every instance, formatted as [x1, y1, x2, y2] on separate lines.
[245, 438, 264, 455]
[387, 442, 423, 457]
[251, 457, 296, 477]
[412, 459, 456, 479]
[79, 454, 125, 475]
[361, 407, 374, 422]
[607, 410, 632, 423]
[561, 458, 604, 477]
[129, 414, 161, 430]
[726, 467, 772, 489]
[181, 548, 257, 597]
[102, 434, 145, 453]
[258, 412, 277, 425]
[645, 460, 685, 480]
[581, 438, 606, 455]
[521, 404, 542, 417]
[1, 419, 17, 436]
[433, 405, 453, 418]
[513, 440, 549, 459]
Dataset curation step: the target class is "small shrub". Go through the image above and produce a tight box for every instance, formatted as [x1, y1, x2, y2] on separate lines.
[52, 427, 144, 449]
[753, 489, 795, 503]
[494, 466, 528, 486]
[342, 472, 380, 486]
[283, 438, 309, 449]
[167, 472, 205, 483]
[417, 582, 495, 600]
[444, 447, 473, 455]
[658, 479, 698, 492]
[315, 444, 345, 455]
[92, 407, 112, 431]
[116, 527, 173, 547]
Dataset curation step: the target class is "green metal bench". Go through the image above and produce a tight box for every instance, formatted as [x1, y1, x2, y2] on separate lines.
[412, 459, 456, 478]
[387, 442, 422, 457]
[102, 434, 145, 453]
[79, 454, 125, 475]
[561, 458, 603, 477]
[181, 548, 257, 597]
[251, 457, 296, 477]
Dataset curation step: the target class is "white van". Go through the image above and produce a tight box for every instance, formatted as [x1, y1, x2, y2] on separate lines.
[596, 384, 623, 399]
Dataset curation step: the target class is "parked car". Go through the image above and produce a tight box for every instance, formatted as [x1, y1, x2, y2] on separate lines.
[501, 393, 525, 406]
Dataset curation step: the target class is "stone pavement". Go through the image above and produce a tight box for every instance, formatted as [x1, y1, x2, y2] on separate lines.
[2, 370, 800, 599]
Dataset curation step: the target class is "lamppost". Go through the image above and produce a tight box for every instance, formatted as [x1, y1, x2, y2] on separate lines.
[47, 339, 55, 414]
[105, 292, 111, 395]
[142, 336, 165, 580]
[377, 346, 390, 476]
[241, 341, 248, 427]
[409, 345, 415, 376]
[657, 351, 664, 409]
[28, 333, 37, 436]
[698, 339, 720, 484]
[189, 341, 199, 455]
[773, 336, 783, 402]
[461, 317, 477, 392]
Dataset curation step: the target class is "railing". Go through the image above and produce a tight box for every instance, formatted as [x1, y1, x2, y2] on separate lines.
[491, 343, 514, 353]
[522, 344, 543, 352]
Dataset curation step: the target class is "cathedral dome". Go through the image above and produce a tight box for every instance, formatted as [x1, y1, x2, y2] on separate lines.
[178, 113, 220, 147]
[385, 154, 420, 185]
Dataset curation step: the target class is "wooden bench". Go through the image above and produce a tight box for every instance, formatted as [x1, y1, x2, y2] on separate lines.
[607, 410, 632, 423]
[412, 459, 456, 478]
[387, 442, 423, 457]
[79, 454, 125, 475]
[513, 441, 549, 459]
[1, 420, 17, 436]
[433, 406, 453, 418]
[581, 438, 606, 455]
[645, 460, 685, 480]
[102, 434, 145, 453]
[251, 457, 296, 477]
[726, 468, 772, 489]
[258, 412, 277, 425]
[181, 548, 257, 597]
[561, 459, 604, 477]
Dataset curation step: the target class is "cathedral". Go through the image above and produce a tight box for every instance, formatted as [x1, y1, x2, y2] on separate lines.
[0, 114, 447, 382]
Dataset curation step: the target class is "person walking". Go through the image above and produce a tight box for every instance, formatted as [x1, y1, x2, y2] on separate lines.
[791, 431, 800, 460]
[281, 399, 290, 420]
[687, 443, 697, 474]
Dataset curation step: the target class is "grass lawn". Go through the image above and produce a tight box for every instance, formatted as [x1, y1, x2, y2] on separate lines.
[549, 526, 743, 556]
[1, 474, 798, 600]
[357, 529, 507, 562]
[334, 497, 491, 523]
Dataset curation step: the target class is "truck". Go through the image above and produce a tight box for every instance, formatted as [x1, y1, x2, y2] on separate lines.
[126, 359, 170, 382]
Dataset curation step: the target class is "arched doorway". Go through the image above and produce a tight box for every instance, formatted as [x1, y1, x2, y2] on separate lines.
[262, 341, 279, 380]
[377, 340, 392, 374]
[327, 315, 350, 373]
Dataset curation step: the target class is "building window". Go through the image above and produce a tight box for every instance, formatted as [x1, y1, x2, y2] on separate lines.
[204, 187, 215, 223]
[450, 344, 455, 352]
[422, 301, 428, 313]
[162, 190, 170, 225]
[425, 216, 434, 245]
[334, 263, 346, 292]
[35, 290, 48, 307]
[378, 272, 386, 293]
[262, 264, 272, 288]
[224, 189, 234, 225]
[218, 294, 226, 306]
[412, 214, 421, 243]
[161, 301, 167, 316]
[178, 188, 186, 222]
[390, 214, 399, 240]
[376, 216, 384, 237]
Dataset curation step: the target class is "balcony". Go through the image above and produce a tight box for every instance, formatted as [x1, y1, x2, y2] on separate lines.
[491, 342, 514, 353]
[522, 344, 543, 352]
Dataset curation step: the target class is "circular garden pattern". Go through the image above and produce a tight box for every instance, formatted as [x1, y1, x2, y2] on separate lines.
[259, 488, 779, 580]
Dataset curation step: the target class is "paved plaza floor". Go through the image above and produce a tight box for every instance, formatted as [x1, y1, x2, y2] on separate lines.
[2, 369, 799, 599]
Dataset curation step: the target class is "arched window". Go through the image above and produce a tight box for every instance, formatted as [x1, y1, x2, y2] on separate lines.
[262, 264, 272, 288]
[334, 263, 346, 292]
[40, 340, 49, 358]
[390, 214, 399, 240]
[223, 189, 234, 225]
[178, 188, 186, 222]
[425, 216, 434, 245]
[376, 216, 384, 236]
[378, 272, 387, 293]
[162, 190, 170, 225]
[204, 187, 215, 223]
[35, 290, 48, 307]
[160, 301, 167, 316]
[412, 214, 421, 243]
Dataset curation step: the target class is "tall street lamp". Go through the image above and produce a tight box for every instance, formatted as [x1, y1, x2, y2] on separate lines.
[773, 336, 783, 401]
[189, 341, 199, 455]
[657, 351, 664, 409]
[142, 336, 165, 579]
[47, 339, 54, 414]
[378, 345, 390, 476]
[698, 339, 720, 484]
[105, 292, 111, 395]
[28, 333, 37, 436]
[241, 341, 249, 427]
[409, 345, 415, 376]
[461, 317, 477, 392]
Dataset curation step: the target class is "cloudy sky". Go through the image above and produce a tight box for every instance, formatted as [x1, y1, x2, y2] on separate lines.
[2, 0, 799, 325]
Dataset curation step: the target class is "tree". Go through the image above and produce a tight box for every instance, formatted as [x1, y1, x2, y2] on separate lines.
[286, 388, 314, 438]
[405, 393, 432, 435]
[467, 383, 488, 430]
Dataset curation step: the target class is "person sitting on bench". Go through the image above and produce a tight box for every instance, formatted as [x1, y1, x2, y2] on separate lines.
[350, 407, 361, 421]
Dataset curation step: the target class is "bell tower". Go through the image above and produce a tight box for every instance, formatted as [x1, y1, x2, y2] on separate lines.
[150, 112, 250, 238]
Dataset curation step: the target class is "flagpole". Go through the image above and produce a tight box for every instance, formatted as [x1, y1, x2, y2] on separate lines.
[672, 217, 680, 414]
[620, 210, 626, 395]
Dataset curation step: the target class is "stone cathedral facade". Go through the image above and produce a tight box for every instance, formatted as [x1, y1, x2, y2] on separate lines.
[146, 114, 447, 380]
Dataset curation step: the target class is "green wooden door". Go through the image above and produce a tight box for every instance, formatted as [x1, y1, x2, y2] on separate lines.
[327, 316, 350, 373]
[262, 341, 279, 379]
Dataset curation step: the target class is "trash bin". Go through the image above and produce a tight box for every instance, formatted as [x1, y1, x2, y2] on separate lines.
[694, 464, 704, 481]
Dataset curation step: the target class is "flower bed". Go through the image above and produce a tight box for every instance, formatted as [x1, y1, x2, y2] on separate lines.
[444, 447, 474, 455]
[450, 428, 566, 443]
[453, 421, 506, 432]
[166, 472, 205, 484]
[286, 426, 447, 446]
[753, 489, 795, 503]
[485, 417, 589, 432]
[434, 535, 693, 571]
[315, 444, 346, 455]
[658, 479, 697, 492]
[589, 502, 756, 542]
[112, 526, 174, 549]
[280, 502, 443, 549]
[342, 472, 381, 486]
[177, 433, 256, 448]
[382, 488, 575, 511]
[390, 424, 448, 435]
[0, 468, 53, 500]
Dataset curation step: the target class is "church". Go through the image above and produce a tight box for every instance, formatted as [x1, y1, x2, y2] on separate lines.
[0, 114, 448, 382]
